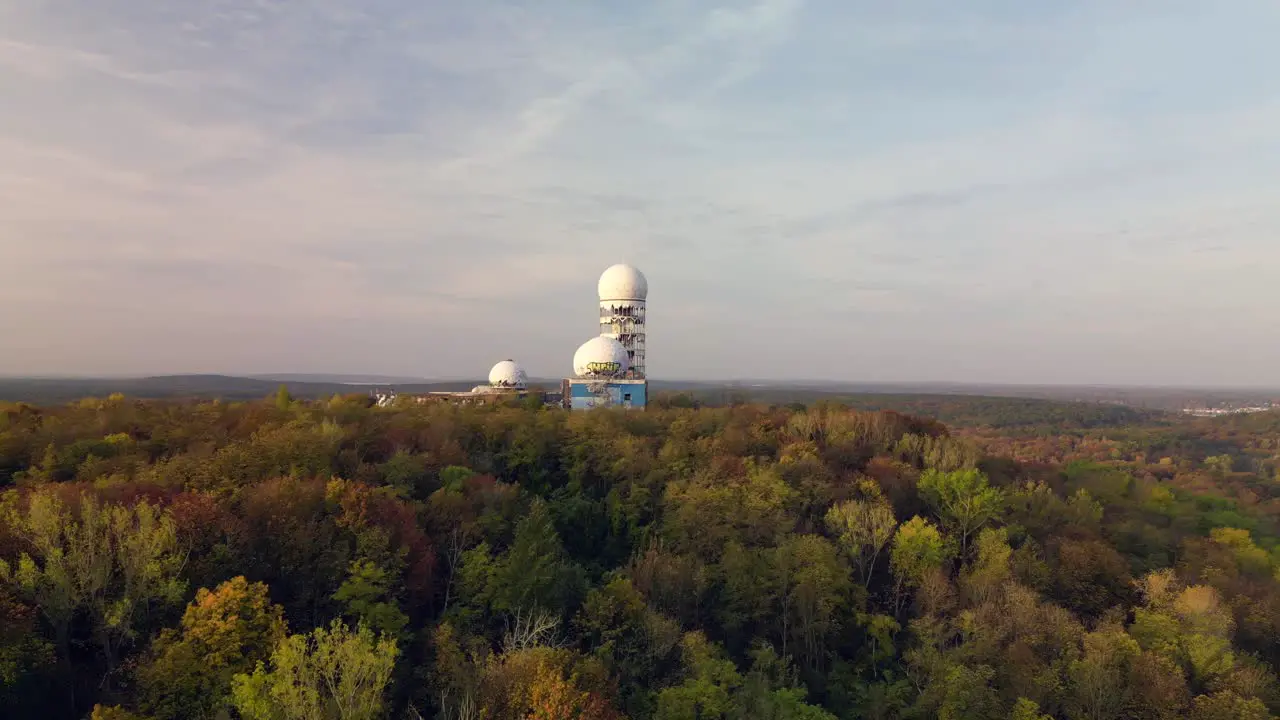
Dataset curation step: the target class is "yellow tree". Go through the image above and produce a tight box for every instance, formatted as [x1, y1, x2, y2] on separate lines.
[525, 662, 620, 720]
[89, 706, 151, 720]
[824, 483, 897, 589]
[137, 576, 287, 720]
[1130, 570, 1238, 691]
[231, 619, 399, 720]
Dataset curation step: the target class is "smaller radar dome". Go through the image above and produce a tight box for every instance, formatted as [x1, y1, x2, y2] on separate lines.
[598, 264, 648, 301]
[573, 336, 630, 378]
[488, 360, 528, 389]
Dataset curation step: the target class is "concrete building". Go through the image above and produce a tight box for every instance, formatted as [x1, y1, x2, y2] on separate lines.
[563, 377, 648, 410]
[424, 359, 532, 403]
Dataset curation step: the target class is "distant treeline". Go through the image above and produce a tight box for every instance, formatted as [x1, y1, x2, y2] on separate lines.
[655, 390, 1169, 430]
[0, 375, 1171, 431]
[0, 375, 513, 404]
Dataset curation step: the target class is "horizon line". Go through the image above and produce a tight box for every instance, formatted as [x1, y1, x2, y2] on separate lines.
[1, 372, 1278, 393]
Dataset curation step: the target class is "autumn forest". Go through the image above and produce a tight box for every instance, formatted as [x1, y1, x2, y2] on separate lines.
[1, 389, 1279, 720]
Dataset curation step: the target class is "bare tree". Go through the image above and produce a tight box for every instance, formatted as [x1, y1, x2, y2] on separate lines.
[501, 606, 564, 653]
[435, 691, 480, 720]
[441, 526, 470, 612]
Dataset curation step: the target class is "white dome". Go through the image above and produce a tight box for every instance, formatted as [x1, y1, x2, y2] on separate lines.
[573, 336, 630, 377]
[488, 359, 527, 389]
[597, 264, 648, 301]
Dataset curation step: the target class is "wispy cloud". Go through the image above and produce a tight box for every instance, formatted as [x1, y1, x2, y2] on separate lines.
[1, 0, 1279, 383]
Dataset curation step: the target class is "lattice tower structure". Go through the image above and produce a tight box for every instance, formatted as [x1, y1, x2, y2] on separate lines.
[597, 264, 648, 378]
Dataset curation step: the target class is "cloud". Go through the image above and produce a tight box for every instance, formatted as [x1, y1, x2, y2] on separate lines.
[1, 0, 1279, 383]
[434, 0, 808, 175]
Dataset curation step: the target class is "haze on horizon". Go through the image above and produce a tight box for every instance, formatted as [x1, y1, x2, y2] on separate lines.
[3, 0, 1279, 386]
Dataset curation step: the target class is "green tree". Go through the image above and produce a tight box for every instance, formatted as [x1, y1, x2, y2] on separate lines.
[917, 468, 1004, 557]
[478, 498, 582, 616]
[661, 462, 796, 560]
[770, 534, 850, 671]
[0, 588, 55, 715]
[960, 527, 1013, 606]
[1009, 698, 1053, 720]
[1188, 691, 1270, 720]
[0, 489, 186, 698]
[379, 450, 433, 498]
[332, 560, 409, 640]
[1207, 527, 1271, 577]
[655, 633, 743, 720]
[889, 516, 949, 613]
[574, 577, 681, 717]
[735, 644, 838, 720]
[1202, 455, 1233, 476]
[934, 664, 1002, 720]
[438, 465, 478, 491]
[231, 619, 399, 720]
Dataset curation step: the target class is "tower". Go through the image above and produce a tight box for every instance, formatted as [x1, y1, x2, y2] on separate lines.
[597, 264, 648, 378]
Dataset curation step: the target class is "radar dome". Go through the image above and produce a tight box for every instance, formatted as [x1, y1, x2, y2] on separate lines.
[573, 336, 630, 378]
[598, 264, 648, 301]
[488, 359, 528, 389]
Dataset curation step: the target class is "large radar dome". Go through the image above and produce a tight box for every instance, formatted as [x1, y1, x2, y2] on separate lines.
[598, 264, 648, 301]
[488, 359, 528, 389]
[573, 336, 630, 378]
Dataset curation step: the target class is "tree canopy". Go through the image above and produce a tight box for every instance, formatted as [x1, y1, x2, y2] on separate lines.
[0, 394, 1277, 719]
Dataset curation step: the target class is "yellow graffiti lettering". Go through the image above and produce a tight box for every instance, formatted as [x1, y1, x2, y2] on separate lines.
[585, 361, 621, 374]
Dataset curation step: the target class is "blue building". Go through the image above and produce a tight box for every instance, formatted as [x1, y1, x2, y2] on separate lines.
[562, 378, 648, 410]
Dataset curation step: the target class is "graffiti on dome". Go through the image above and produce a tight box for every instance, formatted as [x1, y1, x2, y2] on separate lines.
[585, 361, 622, 374]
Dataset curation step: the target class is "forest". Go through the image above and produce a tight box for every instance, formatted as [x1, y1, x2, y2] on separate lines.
[1, 389, 1278, 720]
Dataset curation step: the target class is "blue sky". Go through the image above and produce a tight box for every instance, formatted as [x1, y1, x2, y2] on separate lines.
[3, 0, 1279, 384]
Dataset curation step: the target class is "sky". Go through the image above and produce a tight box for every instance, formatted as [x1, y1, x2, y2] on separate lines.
[3, 0, 1280, 385]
